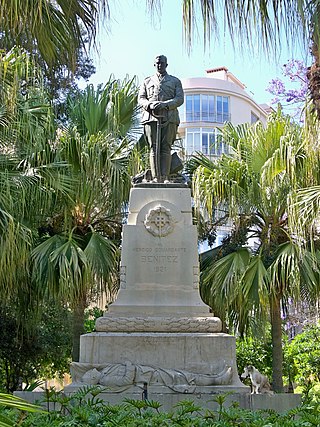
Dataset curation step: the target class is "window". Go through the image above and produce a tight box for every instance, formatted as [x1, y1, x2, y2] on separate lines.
[223, 97, 229, 121]
[251, 111, 259, 124]
[185, 94, 230, 123]
[186, 128, 200, 154]
[185, 128, 228, 157]
[186, 94, 200, 121]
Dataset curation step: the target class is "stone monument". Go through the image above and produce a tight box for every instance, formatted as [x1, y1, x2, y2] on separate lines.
[65, 56, 249, 407]
[11, 56, 300, 413]
[66, 183, 249, 404]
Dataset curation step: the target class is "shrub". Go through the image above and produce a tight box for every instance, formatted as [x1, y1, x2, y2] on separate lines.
[1, 387, 319, 427]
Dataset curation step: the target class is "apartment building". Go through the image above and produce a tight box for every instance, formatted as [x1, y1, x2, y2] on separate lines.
[178, 66, 270, 158]
[177, 67, 271, 247]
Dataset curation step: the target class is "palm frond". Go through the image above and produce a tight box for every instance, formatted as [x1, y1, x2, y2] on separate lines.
[0, 0, 109, 69]
[67, 77, 139, 139]
[291, 185, 320, 234]
[203, 248, 251, 303]
[0, 212, 31, 298]
[0, 393, 44, 413]
[242, 255, 269, 305]
[83, 230, 118, 290]
[165, 0, 313, 55]
[269, 242, 301, 298]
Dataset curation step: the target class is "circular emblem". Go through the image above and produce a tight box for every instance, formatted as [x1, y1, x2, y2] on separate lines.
[144, 206, 175, 237]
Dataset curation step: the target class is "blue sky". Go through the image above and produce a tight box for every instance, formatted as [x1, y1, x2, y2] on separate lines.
[87, 0, 309, 105]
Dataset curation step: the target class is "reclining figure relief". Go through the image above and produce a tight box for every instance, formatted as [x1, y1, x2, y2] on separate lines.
[71, 361, 233, 393]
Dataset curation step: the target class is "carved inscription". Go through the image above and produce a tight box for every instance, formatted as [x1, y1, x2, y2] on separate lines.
[133, 247, 187, 253]
[141, 255, 178, 263]
[133, 247, 187, 273]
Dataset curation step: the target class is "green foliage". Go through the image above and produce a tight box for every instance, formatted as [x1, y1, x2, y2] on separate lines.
[0, 393, 45, 427]
[285, 325, 320, 397]
[0, 46, 142, 364]
[0, 302, 72, 392]
[0, 0, 108, 72]
[236, 335, 273, 380]
[35, 303, 73, 380]
[84, 307, 104, 333]
[236, 331, 303, 392]
[1, 386, 319, 427]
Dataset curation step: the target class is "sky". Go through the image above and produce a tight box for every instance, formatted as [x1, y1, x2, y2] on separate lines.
[86, 0, 310, 106]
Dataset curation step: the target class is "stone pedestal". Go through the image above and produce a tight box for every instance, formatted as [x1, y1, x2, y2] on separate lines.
[105, 184, 211, 317]
[65, 184, 249, 401]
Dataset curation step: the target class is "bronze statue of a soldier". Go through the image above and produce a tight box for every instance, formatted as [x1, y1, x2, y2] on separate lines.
[138, 55, 184, 183]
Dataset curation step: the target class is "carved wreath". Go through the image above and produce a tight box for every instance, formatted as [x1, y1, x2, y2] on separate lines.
[144, 205, 175, 237]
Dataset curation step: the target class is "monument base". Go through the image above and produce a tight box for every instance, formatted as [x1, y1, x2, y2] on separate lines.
[64, 331, 248, 396]
[66, 186, 249, 398]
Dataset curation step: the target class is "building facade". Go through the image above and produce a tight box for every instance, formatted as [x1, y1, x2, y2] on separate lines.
[177, 67, 271, 248]
[178, 66, 270, 158]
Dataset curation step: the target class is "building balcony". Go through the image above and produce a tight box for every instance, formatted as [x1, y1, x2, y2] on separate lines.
[180, 112, 231, 124]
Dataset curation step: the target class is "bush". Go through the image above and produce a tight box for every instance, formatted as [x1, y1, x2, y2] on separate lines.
[285, 325, 320, 399]
[236, 335, 273, 380]
[1, 387, 320, 427]
[0, 301, 72, 392]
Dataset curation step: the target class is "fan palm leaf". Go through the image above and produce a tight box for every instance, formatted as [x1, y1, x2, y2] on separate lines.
[0, 0, 109, 70]
[149, 1, 318, 55]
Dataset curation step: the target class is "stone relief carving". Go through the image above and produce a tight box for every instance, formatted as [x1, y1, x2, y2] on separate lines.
[95, 316, 222, 333]
[144, 205, 175, 237]
[71, 361, 233, 393]
[119, 266, 126, 289]
[193, 265, 199, 289]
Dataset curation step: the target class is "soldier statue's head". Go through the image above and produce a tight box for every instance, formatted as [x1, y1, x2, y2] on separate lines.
[154, 55, 168, 75]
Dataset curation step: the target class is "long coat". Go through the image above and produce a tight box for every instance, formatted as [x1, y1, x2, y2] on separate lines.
[138, 72, 184, 125]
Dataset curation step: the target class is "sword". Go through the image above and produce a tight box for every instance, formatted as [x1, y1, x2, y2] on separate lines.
[155, 116, 161, 181]
[151, 107, 165, 182]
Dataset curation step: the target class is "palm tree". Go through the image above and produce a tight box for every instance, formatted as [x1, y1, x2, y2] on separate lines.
[192, 110, 320, 392]
[1, 47, 142, 363]
[0, 48, 65, 303]
[0, 0, 109, 71]
[288, 106, 320, 255]
[31, 78, 141, 361]
[0, 5, 145, 367]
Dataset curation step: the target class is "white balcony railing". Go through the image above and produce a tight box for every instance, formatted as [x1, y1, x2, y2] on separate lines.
[180, 112, 231, 123]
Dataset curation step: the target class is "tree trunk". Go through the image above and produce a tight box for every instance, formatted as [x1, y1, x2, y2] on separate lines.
[72, 295, 87, 362]
[307, 9, 320, 119]
[307, 59, 320, 118]
[270, 296, 284, 393]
